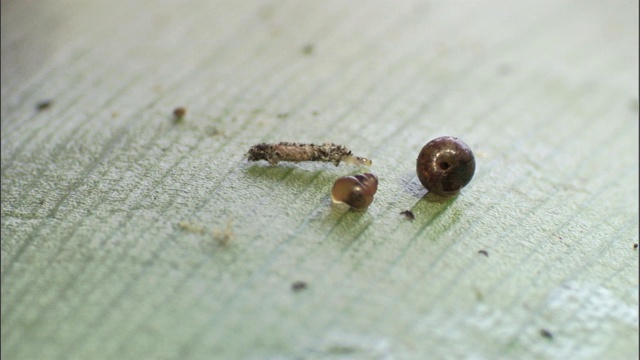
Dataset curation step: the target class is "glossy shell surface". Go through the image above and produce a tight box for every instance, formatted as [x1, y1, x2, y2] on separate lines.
[331, 173, 378, 209]
[416, 136, 475, 195]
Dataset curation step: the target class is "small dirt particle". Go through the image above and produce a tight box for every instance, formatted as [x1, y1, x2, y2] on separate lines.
[634, 243, 638, 249]
[173, 107, 187, 121]
[478, 250, 489, 257]
[36, 100, 52, 111]
[178, 221, 205, 235]
[400, 210, 415, 220]
[539, 329, 553, 340]
[301, 44, 314, 55]
[213, 219, 234, 245]
[205, 126, 222, 137]
[291, 281, 307, 292]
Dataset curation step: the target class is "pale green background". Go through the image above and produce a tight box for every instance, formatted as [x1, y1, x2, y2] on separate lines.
[1, 1, 638, 359]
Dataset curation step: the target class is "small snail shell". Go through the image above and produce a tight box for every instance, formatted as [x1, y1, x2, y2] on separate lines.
[416, 136, 475, 196]
[331, 173, 378, 210]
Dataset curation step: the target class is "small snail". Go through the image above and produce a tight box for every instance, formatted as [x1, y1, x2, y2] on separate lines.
[416, 136, 475, 195]
[331, 173, 378, 210]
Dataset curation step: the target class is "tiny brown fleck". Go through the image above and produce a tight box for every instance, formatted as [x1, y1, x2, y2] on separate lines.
[478, 250, 489, 257]
[173, 107, 187, 120]
[36, 100, 52, 111]
[291, 281, 307, 292]
[213, 219, 234, 246]
[539, 329, 553, 340]
[400, 210, 415, 220]
[178, 221, 205, 235]
[205, 125, 222, 137]
[634, 243, 638, 250]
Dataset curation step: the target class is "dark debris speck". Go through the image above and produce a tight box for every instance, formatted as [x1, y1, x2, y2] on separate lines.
[36, 100, 52, 111]
[173, 107, 186, 120]
[539, 329, 553, 340]
[478, 250, 489, 257]
[291, 281, 307, 292]
[400, 210, 415, 220]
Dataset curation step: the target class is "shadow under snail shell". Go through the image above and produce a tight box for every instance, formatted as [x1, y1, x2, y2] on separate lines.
[416, 136, 475, 196]
[331, 173, 378, 210]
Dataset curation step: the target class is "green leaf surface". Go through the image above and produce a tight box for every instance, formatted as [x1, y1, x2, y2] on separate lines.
[2, 1, 638, 359]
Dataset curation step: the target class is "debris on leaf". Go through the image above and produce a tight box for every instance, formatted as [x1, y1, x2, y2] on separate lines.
[399, 210, 415, 220]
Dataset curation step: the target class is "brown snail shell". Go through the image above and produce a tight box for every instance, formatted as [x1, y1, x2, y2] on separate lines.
[416, 136, 475, 196]
[331, 173, 378, 209]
